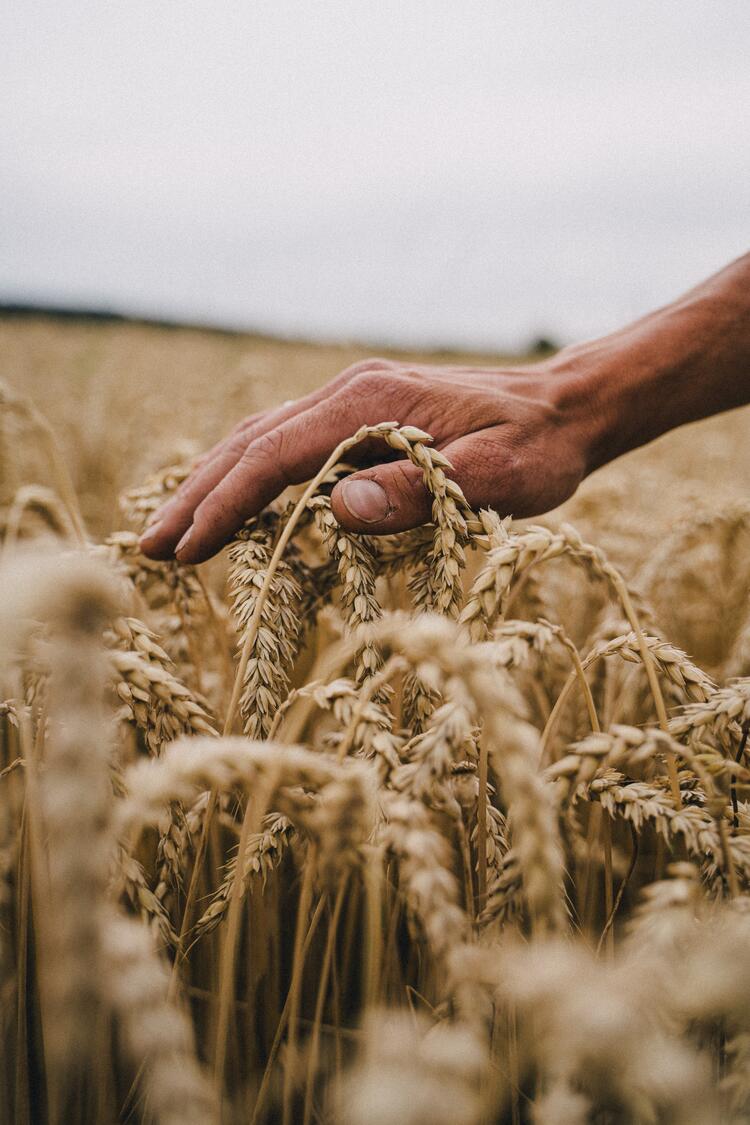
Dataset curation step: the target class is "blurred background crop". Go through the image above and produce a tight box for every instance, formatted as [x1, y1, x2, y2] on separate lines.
[2, 0, 749, 350]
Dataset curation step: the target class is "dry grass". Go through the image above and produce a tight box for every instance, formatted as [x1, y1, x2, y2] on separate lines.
[4, 313, 750, 1123]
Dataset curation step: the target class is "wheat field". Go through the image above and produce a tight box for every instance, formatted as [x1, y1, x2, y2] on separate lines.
[3, 313, 750, 1124]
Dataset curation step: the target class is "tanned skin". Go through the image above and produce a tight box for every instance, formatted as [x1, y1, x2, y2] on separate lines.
[140, 253, 750, 565]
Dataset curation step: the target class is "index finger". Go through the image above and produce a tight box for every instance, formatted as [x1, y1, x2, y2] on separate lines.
[140, 364, 375, 559]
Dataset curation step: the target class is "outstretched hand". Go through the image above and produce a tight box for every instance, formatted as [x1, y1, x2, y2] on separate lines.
[139, 356, 595, 564]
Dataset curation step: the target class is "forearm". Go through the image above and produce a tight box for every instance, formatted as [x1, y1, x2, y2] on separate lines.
[550, 252, 750, 473]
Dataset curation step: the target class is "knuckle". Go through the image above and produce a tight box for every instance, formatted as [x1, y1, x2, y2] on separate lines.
[348, 368, 394, 398]
[396, 366, 424, 382]
[174, 470, 206, 504]
[243, 428, 285, 468]
[245, 427, 294, 492]
[451, 436, 506, 507]
[227, 432, 251, 456]
[344, 358, 395, 380]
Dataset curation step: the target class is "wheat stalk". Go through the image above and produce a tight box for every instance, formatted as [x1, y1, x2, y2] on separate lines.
[102, 910, 217, 1125]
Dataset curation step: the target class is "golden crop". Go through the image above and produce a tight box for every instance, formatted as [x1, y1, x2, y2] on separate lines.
[3, 316, 750, 1124]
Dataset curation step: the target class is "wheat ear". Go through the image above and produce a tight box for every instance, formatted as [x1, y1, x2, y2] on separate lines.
[37, 571, 118, 1075]
[224, 422, 474, 736]
[192, 812, 295, 941]
[310, 494, 384, 682]
[459, 521, 679, 795]
[228, 525, 303, 739]
[377, 615, 567, 934]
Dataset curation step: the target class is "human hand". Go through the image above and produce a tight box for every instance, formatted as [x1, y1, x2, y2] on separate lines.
[139, 356, 596, 564]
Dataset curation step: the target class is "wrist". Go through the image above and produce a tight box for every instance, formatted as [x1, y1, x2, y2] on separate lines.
[541, 339, 640, 475]
[533, 341, 632, 476]
[541, 254, 750, 478]
[542, 300, 718, 475]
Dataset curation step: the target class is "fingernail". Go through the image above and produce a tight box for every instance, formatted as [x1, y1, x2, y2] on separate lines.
[340, 479, 389, 523]
[175, 525, 195, 559]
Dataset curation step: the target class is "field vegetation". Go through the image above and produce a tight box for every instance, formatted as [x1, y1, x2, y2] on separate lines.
[3, 314, 750, 1123]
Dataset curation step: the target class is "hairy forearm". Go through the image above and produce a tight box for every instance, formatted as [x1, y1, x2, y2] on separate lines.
[550, 252, 750, 473]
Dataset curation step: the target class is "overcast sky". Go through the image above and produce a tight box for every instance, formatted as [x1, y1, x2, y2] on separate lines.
[2, 2, 748, 349]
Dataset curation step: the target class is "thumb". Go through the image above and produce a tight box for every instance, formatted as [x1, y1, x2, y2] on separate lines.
[331, 460, 433, 534]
